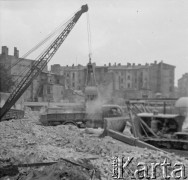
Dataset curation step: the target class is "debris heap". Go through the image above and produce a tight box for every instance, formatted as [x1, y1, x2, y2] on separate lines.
[0, 111, 188, 180]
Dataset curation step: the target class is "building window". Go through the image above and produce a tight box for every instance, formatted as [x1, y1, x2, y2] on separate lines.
[128, 83, 130, 88]
[72, 82, 75, 88]
[169, 86, 173, 92]
[127, 75, 130, 80]
[72, 72, 75, 79]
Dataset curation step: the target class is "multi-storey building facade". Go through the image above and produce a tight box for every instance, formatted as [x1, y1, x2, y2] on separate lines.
[51, 64, 86, 91]
[1, 46, 175, 102]
[178, 73, 188, 97]
[51, 60, 175, 99]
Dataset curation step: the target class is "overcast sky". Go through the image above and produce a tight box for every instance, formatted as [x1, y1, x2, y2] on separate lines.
[0, 0, 188, 85]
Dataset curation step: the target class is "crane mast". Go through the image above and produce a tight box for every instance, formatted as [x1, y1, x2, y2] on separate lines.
[0, 4, 88, 121]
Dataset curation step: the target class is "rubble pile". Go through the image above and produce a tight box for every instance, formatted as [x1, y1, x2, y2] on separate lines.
[0, 111, 188, 180]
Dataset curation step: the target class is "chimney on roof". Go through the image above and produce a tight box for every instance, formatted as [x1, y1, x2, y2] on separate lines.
[104, 64, 106, 66]
[154, 60, 157, 64]
[2, 46, 8, 56]
[109, 63, 111, 67]
[14, 47, 19, 58]
[118, 63, 121, 66]
[127, 62, 131, 67]
[114, 62, 116, 66]
[72, 64, 74, 67]
[133, 63, 135, 66]
[138, 64, 141, 66]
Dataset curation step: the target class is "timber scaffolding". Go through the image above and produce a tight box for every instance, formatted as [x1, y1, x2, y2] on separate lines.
[125, 98, 179, 114]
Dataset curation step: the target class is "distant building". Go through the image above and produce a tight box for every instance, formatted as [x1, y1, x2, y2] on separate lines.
[0, 46, 64, 102]
[178, 73, 188, 97]
[35, 71, 65, 102]
[0, 46, 175, 102]
[149, 61, 175, 98]
[103, 61, 175, 98]
[51, 60, 175, 99]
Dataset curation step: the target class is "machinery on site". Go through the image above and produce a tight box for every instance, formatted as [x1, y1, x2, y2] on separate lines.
[132, 112, 188, 150]
[0, 4, 88, 121]
[38, 12, 129, 128]
[101, 100, 188, 157]
[39, 104, 127, 130]
[39, 57, 127, 129]
[84, 57, 98, 102]
[0, 3, 127, 130]
[1, 3, 187, 158]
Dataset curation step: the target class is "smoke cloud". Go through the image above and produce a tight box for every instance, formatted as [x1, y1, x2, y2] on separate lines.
[86, 82, 114, 114]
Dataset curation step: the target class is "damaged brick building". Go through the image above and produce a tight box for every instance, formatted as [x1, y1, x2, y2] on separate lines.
[0, 46, 175, 102]
[0, 46, 64, 102]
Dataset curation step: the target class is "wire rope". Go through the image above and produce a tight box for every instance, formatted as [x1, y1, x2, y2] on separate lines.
[11, 10, 78, 85]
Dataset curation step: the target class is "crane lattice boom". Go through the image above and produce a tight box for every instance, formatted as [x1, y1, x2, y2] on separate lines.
[0, 4, 88, 120]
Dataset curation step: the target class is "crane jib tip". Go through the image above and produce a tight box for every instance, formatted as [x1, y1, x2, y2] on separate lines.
[81, 4, 88, 13]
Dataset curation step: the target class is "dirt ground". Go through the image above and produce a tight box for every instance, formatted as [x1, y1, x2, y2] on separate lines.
[0, 111, 188, 180]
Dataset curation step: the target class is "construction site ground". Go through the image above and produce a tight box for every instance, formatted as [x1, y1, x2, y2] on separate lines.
[0, 110, 188, 180]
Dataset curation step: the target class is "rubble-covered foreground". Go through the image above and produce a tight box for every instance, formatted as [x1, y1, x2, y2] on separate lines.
[0, 111, 188, 180]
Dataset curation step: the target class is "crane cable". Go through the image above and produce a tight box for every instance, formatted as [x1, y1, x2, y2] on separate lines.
[86, 12, 97, 87]
[12, 23, 68, 85]
[9, 9, 78, 71]
[12, 10, 79, 85]
[86, 12, 92, 62]
[8, 20, 67, 71]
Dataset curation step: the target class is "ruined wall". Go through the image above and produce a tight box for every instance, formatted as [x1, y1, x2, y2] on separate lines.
[0, 46, 49, 102]
[52, 85, 64, 102]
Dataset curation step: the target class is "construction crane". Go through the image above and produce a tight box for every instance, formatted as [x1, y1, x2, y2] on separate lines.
[0, 4, 88, 121]
[84, 11, 98, 102]
[85, 57, 98, 102]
